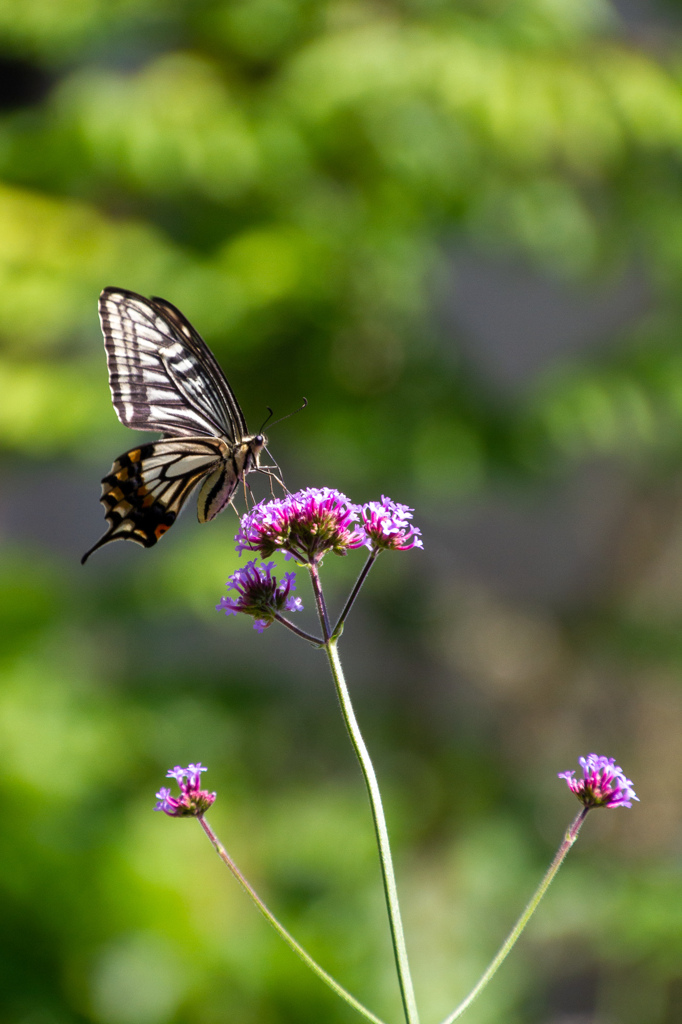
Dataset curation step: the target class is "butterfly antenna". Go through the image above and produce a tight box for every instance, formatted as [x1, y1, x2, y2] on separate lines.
[259, 407, 274, 433]
[260, 397, 308, 433]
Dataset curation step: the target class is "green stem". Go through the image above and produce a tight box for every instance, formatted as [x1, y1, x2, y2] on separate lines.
[197, 815, 388, 1024]
[274, 612, 322, 646]
[439, 807, 590, 1024]
[332, 550, 379, 638]
[325, 638, 420, 1024]
[309, 562, 331, 640]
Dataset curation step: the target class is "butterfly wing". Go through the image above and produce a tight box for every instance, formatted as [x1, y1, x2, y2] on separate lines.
[99, 287, 248, 440]
[81, 437, 230, 563]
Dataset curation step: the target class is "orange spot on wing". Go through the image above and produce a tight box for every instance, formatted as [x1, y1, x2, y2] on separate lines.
[129, 449, 141, 462]
[155, 524, 169, 539]
[116, 467, 129, 481]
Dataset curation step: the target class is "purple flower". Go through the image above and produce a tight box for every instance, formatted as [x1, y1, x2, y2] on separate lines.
[216, 559, 303, 631]
[360, 496, 423, 552]
[235, 488, 366, 564]
[155, 763, 216, 817]
[558, 754, 639, 809]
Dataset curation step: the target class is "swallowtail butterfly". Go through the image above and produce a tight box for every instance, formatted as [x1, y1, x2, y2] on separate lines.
[82, 288, 266, 563]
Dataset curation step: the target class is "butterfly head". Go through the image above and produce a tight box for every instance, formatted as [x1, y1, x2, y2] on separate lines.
[246, 433, 267, 466]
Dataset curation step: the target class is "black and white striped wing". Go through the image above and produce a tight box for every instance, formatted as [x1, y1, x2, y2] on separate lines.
[81, 438, 233, 563]
[99, 287, 248, 440]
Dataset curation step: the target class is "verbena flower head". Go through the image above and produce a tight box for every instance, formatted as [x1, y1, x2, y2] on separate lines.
[360, 496, 423, 552]
[216, 559, 302, 631]
[236, 488, 365, 564]
[559, 754, 639, 809]
[155, 763, 216, 817]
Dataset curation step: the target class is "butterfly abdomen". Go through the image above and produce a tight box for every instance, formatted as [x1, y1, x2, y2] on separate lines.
[195, 435, 265, 523]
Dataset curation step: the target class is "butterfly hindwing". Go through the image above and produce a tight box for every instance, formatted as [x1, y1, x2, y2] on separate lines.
[81, 438, 229, 563]
[197, 462, 242, 523]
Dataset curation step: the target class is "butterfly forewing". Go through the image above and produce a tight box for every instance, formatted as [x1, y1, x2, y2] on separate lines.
[149, 297, 248, 438]
[99, 288, 245, 439]
[82, 288, 266, 563]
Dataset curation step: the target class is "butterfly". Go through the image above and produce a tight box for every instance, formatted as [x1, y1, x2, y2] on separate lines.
[82, 288, 267, 563]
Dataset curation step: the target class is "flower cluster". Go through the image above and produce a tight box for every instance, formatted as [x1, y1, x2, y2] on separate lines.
[216, 559, 302, 632]
[218, 489, 423, 635]
[236, 488, 366, 564]
[155, 763, 216, 817]
[236, 488, 423, 564]
[361, 496, 423, 552]
[559, 754, 638, 809]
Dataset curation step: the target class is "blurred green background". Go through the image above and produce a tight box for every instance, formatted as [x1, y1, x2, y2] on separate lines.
[2, 1, 682, 1022]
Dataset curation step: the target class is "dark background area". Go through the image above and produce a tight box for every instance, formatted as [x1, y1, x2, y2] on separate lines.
[1, 2, 682, 1023]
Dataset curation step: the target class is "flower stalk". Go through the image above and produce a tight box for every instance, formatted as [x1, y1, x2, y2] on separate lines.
[323, 634, 420, 1024]
[198, 814, 388, 1024]
[439, 754, 638, 1023]
[439, 808, 588, 1024]
[309, 561, 331, 640]
[219, 488, 425, 1024]
[333, 549, 379, 638]
[273, 612, 322, 645]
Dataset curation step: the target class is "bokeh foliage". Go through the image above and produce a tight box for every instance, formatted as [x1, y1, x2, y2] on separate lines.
[2, 1, 682, 1022]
